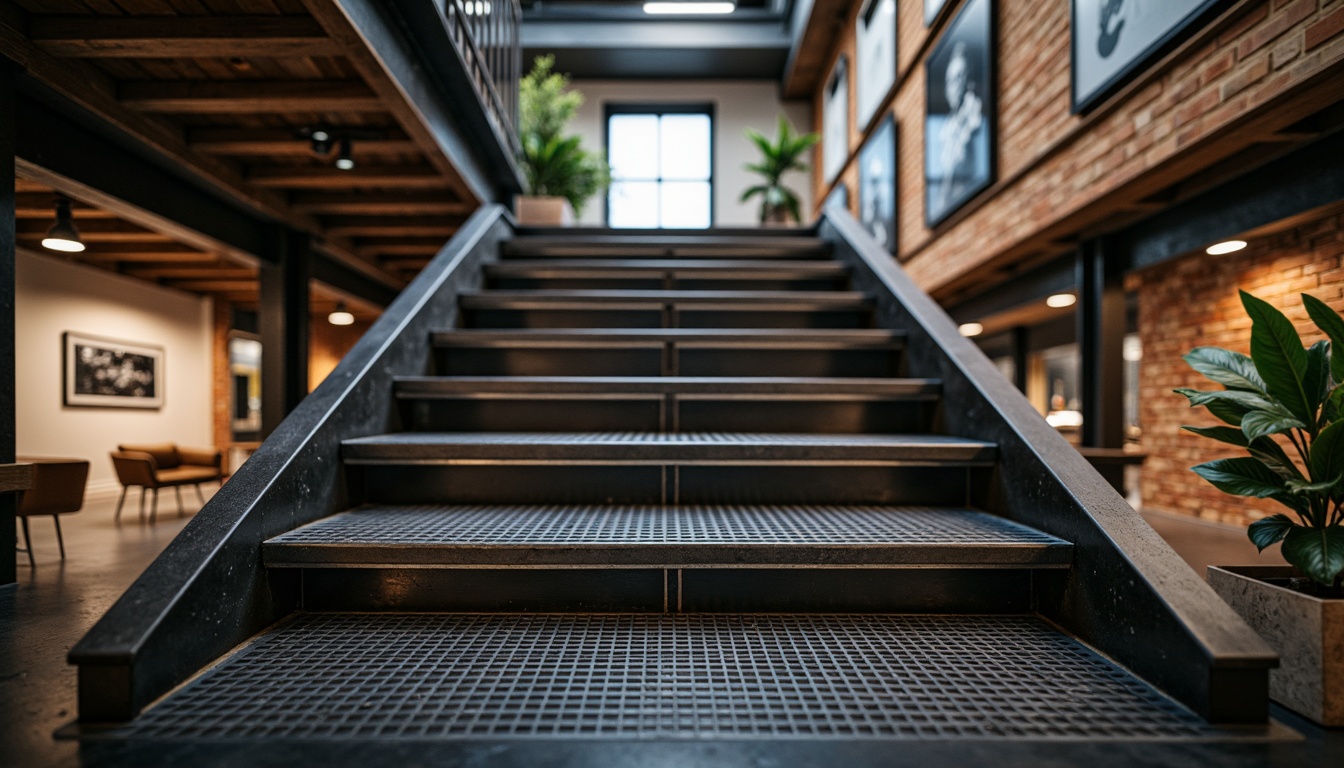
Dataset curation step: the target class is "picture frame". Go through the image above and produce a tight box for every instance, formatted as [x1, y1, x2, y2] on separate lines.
[859, 115, 898, 254]
[63, 332, 164, 409]
[924, 0, 995, 228]
[925, 0, 950, 26]
[855, 0, 897, 131]
[1071, 0, 1229, 113]
[822, 55, 850, 184]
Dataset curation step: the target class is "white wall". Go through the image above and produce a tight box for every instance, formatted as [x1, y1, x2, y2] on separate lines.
[15, 249, 215, 497]
[568, 80, 814, 227]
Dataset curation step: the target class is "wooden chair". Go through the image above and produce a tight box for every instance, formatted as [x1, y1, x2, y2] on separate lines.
[15, 457, 90, 567]
[110, 443, 222, 524]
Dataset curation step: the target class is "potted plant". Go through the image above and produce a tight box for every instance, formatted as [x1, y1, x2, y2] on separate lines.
[1177, 290, 1344, 725]
[740, 116, 819, 226]
[516, 55, 609, 226]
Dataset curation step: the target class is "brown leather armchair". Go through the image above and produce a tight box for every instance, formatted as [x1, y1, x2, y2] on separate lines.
[111, 442, 222, 524]
[16, 457, 90, 566]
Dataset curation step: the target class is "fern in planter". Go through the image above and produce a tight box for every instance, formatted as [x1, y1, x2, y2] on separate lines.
[1178, 291, 1344, 591]
[740, 116, 819, 225]
[518, 55, 609, 217]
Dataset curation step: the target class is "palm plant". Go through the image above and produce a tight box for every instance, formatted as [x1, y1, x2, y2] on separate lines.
[740, 116, 819, 225]
[518, 56, 609, 217]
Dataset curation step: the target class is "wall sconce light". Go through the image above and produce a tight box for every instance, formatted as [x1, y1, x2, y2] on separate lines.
[335, 136, 355, 171]
[42, 197, 86, 253]
[328, 302, 355, 326]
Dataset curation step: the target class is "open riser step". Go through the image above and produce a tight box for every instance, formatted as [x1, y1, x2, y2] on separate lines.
[486, 259, 851, 291]
[396, 377, 941, 433]
[432, 330, 905, 378]
[500, 236, 834, 260]
[460, 291, 875, 330]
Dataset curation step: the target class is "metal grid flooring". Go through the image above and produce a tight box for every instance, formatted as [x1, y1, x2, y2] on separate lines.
[116, 613, 1221, 741]
[270, 505, 1065, 547]
[347, 431, 987, 446]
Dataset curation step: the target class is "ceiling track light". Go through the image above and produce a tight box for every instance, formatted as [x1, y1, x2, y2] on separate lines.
[309, 128, 333, 157]
[643, 1, 736, 14]
[42, 197, 86, 253]
[335, 135, 355, 171]
[328, 302, 355, 326]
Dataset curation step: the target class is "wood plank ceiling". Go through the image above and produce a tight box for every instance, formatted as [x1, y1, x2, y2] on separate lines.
[3, 0, 479, 303]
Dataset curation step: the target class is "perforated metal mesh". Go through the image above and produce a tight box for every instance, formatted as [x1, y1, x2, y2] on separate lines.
[270, 505, 1065, 547]
[353, 431, 987, 447]
[119, 614, 1218, 741]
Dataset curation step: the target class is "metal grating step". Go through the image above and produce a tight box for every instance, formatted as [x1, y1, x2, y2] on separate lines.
[108, 613, 1226, 741]
[394, 376, 942, 399]
[502, 235, 831, 259]
[263, 505, 1073, 567]
[486, 259, 851, 278]
[341, 432, 997, 466]
[431, 328, 904, 348]
[460, 289, 872, 309]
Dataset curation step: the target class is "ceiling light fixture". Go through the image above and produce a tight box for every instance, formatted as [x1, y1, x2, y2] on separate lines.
[1046, 293, 1077, 308]
[1206, 240, 1247, 255]
[958, 322, 984, 337]
[309, 128, 333, 157]
[643, 2, 736, 14]
[42, 197, 86, 253]
[335, 135, 355, 171]
[328, 302, 355, 326]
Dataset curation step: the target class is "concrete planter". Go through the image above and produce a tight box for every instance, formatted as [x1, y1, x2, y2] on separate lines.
[1208, 565, 1344, 726]
[515, 195, 574, 226]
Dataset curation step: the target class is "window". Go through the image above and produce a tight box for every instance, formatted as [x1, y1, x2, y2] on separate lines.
[605, 104, 713, 229]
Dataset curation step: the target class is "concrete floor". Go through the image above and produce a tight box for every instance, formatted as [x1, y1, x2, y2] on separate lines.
[0, 493, 1329, 767]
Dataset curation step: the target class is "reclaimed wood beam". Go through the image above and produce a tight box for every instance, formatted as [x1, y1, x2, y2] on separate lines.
[249, 166, 449, 189]
[291, 191, 469, 215]
[28, 16, 342, 59]
[119, 80, 383, 114]
[188, 127, 414, 156]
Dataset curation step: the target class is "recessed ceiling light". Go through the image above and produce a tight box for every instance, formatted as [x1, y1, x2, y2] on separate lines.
[643, 2, 736, 14]
[958, 322, 983, 337]
[1206, 240, 1247, 255]
[328, 302, 355, 326]
[42, 198, 85, 253]
[1046, 293, 1077, 308]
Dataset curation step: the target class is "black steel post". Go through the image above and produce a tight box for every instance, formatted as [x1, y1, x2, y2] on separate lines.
[259, 230, 311, 437]
[1010, 325, 1028, 393]
[1077, 238, 1126, 450]
[1, 59, 17, 585]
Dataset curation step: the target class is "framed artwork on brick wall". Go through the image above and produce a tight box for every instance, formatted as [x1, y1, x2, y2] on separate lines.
[1072, 0, 1229, 113]
[859, 115, 897, 253]
[924, 0, 994, 228]
[925, 0, 949, 26]
[822, 55, 849, 184]
[855, 0, 897, 131]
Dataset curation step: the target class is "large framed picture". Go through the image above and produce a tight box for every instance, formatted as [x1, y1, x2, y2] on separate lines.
[1072, 0, 1228, 112]
[822, 55, 849, 184]
[63, 332, 164, 409]
[925, 0, 949, 26]
[855, 0, 897, 131]
[859, 115, 897, 253]
[924, 0, 995, 228]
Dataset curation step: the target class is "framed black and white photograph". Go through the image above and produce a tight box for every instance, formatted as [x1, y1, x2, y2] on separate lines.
[1072, 0, 1227, 112]
[63, 332, 163, 409]
[924, 0, 994, 228]
[822, 55, 849, 184]
[925, 0, 950, 26]
[859, 115, 897, 253]
[855, 0, 897, 131]
[825, 182, 850, 214]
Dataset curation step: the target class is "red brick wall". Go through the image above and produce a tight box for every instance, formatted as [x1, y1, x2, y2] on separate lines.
[812, 0, 1344, 298]
[1135, 210, 1344, 525]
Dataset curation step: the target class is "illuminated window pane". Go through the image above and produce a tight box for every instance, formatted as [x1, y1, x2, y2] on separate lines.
[609, 181, 659, 228]
[659, 114, 711, 180]
[660, 182, 711, 229]
[608, 115, 659, 180]
[607, 107, 712, 228]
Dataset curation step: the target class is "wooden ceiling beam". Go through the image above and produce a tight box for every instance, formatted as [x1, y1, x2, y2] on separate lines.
[73, 252, 222, 264]
[188, 127, 414, 156]
[250, 166, 449, 189]
[16, 219, 174, 242]
[124, 266, 257, 281]
[28, 16, 342, 59]
[168, 280, 259, 293]
[291, 192, 468, 215]
[119, 80, 384, 114]
[14, 193, 117, 218]
[356, 238, 446, 258]
[325, 216, 459, 238]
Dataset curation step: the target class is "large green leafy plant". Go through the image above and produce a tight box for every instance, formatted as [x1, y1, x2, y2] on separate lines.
[740, 116, 819, 225]
[1179, 291, 1344, 589]
[518, 56, 609, 216]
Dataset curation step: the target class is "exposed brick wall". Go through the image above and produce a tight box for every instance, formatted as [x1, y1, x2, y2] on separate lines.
[812, 0, 1344, 296]
[1135, 210, 1344, 526]
[211, 299, 232, 467]
[309, 317, 372, 392]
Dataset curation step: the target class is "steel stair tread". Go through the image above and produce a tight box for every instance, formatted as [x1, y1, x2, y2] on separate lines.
[460, 289, 872, 308]
[394, 376, 941, 398]
[431, 328, 905, 347]
[263, 504, 1072, 567]
[502, 234, 831, 259]
[104, 613, 1226, 741]
[341, 432, 997, 465]
[486, 259, 850, 278]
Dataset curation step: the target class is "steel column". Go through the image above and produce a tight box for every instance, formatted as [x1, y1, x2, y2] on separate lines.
[259, 230, 310, 436]
[1, 59, 17, 585]
[1077, 239, 1126, 450]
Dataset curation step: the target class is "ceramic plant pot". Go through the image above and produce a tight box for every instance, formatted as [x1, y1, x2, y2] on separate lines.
[515, 195, 575, 226]
[1208, 565, 1344, 726]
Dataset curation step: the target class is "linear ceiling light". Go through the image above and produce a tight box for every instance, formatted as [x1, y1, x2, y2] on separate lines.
[1206, 240, 1247, 255]
[643, 2, 736, 14]
[42, 197, 86, 253]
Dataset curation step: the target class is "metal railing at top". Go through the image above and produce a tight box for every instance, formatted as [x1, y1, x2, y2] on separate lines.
[440, 0, 522, 154]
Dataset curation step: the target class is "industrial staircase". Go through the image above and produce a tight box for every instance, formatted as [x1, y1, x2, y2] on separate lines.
[69, 209, 1281, 761]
